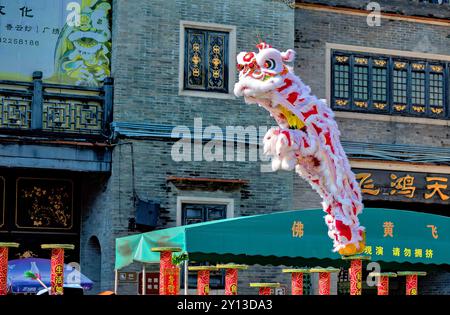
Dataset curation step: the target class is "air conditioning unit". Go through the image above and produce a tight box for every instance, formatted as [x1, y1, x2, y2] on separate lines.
[135, 198, 160, 229]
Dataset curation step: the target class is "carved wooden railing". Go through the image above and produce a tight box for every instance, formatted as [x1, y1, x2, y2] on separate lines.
[0, 71, 113, 138]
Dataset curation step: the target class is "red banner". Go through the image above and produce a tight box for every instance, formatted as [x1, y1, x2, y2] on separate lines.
[50, 248, 64, 295]
[161, 267, 179, 295]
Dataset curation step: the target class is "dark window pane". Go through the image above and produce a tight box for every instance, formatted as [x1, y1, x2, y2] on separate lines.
[331, 51, 447, 119]
[182, 203, 227, 225]
[184, 28, 229, 93]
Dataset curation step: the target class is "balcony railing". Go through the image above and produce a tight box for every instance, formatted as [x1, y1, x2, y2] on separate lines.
[0, 71, 113, 138]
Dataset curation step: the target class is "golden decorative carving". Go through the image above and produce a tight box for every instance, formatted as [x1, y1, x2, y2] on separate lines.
[373, 103, 387, 110]
[355, 101, 368, 108]
[412, 106, 426, 113]
[431, 107, 444, 114]
[394, 62, 407, 69]
[335, 56, 349, 63]
[335, 99, 348, 106]
[373, 60, 387, 67]
[412, 63, 425, 71]
[430, 65, 443, 72]
[393, 105, 406, 111]
[354, 57, 368, 65]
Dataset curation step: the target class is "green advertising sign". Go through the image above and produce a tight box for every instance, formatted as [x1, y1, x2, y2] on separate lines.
[0, 0, 111, 86]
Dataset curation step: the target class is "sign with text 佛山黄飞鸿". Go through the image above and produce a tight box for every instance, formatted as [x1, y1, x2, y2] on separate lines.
[0, 0, 111, 86]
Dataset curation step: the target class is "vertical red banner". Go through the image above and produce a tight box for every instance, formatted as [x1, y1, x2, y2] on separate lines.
[377, 276, 389, 296]
[318, 272, 331, 295]
[197, 270, 210, 295]
[349, 259, 362, 295]
[225, 269, 238, 295]
[51, 248, 65, 295]
[406, 275, 418, 296]
[162, 266, 180, 295]
[291, 272, 304, 295]
[0, 247, 9, 295]
[259, 287, 271, 295]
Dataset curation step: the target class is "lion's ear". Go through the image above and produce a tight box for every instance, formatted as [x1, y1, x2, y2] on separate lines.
[281, 49, 296, 62]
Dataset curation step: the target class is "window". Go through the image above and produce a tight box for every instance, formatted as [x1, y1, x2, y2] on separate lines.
[331, 51, 448, 119]
[178, 200, 232, 291]
[182, 203, 227, 225]
[183, 28, 229, 93]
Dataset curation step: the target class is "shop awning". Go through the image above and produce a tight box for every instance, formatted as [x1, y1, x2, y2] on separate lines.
[115, 208, 450, 270]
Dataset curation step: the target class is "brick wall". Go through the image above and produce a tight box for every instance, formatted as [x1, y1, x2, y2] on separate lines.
[80, 0, 297, 294]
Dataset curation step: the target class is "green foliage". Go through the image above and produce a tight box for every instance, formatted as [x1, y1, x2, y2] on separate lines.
[172, 252, 189, 266]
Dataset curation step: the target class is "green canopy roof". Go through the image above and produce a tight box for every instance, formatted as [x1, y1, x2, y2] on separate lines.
[115, 208, 450, 270]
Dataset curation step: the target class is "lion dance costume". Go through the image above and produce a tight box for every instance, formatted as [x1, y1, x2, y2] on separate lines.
[234, 43, 365, 255]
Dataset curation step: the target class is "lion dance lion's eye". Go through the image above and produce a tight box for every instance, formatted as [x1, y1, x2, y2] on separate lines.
[237, 64, 244, 71]
[264, 59, 276, 70]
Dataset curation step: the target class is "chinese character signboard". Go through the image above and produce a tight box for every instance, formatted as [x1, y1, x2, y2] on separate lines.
[355, 169, 450, 204]
[0, 0, 111, 86]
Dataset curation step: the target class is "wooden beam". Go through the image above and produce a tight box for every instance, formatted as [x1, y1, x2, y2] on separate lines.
[167, 176, 248, 185]
[296, 2, 450, 27]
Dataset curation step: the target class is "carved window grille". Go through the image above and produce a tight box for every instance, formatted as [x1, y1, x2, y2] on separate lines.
[184, 28, 229, 93]
[332, 51, 448, 119]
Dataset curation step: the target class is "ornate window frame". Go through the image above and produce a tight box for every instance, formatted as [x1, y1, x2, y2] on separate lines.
[176, 196, 234, 226]
[326, 43, 450, 125]
[179, 21, 236, 99]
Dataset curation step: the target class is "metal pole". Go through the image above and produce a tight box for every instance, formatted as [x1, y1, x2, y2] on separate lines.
[114, 269, 118, 295]
[142, 264, 146, 295]
[184, 260, 188, 295]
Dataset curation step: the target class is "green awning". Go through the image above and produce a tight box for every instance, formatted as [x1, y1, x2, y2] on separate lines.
[115, 208, 450, 270]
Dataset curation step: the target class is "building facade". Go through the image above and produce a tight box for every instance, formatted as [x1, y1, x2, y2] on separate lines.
[1, 0, 450, 295]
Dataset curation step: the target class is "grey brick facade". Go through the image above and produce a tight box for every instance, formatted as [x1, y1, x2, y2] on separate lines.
[78, 0, 450, 295]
